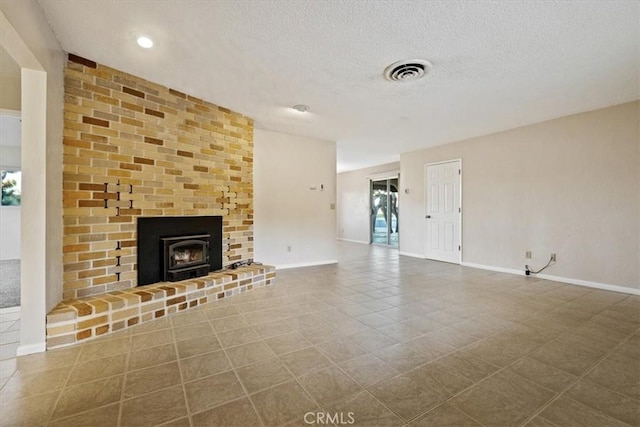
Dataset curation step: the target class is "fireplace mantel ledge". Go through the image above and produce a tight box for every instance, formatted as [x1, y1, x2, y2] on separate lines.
[45, 264, 275, 350]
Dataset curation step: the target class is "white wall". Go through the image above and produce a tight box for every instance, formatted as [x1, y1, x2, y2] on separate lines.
[1, 1, 64, 354]
[0, 74, 20, 110]
[0, 114, 22, 170]
[0, 207, 20, 259]
[0, 44, 21, 110]
[254, 129, 337, 268]
[0, 145, 20, 168]
[400, 101, 639, 291]
[337, 162, 399, 244]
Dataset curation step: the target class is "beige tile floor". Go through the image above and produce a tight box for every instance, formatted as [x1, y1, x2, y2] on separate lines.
[0, 242, 638, 426]
[0, 306, 20, 364]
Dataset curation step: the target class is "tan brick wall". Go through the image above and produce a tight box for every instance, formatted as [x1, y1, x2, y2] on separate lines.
[62, 54, 253, 300]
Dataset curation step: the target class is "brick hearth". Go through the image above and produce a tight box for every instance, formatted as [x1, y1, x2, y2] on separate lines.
[46, 265, 275, 349]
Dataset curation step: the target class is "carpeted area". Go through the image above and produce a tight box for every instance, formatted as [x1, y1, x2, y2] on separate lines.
[0, 259, 20, 308]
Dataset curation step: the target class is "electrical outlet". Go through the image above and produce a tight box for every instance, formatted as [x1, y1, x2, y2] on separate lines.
[287, 245, 292, 252]
[525, 251, 532, 259]
[551, 253, 556, 262]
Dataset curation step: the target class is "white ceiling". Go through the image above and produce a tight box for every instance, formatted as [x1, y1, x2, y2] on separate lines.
[37, 0, 639, 172]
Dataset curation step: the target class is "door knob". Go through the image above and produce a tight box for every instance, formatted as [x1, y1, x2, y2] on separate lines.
[425, 215, 431, 219]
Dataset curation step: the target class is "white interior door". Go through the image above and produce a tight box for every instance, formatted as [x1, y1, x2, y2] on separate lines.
[425, 160, 461, 263]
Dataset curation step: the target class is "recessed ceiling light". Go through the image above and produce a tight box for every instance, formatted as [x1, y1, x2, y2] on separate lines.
[291, 104, 310, 113]
[136, 36, 154, 49]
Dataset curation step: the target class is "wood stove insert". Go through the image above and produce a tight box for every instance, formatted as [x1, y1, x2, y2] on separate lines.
[137, 216, 222, 286]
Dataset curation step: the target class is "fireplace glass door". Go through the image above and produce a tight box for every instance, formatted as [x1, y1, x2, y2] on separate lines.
[169, 240, 206, 268]
[162, 234, 210, 282]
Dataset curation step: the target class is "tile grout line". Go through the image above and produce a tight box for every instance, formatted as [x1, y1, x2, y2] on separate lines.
[299, 275, 537, 425]
[310, 330, 405, 416]
[115, 334, 132, 427]
[466, 300, 637, 427]
[371, 301, 603, 426]
[314, 356, 406, 425]
[38, 354, 128, 424]
[271, 353, 328, 427]
[257, 313, 357, 425]
[52, 338, 135, 417]
[19, 295, 539, 426]
[171, 310, 218, 427]
[518, 323, 640, 427]
[43, 320, 205, 426]
[43, 345, 84, 426]
[170, 315, 197, 427]
[238, 308, 387, 424]
[397, 302, 554, 424]
[273, 311, 421, 424]
[0, 355, 19, 386]
[205, 315, 267, 427]
[438, 295, 635, 426]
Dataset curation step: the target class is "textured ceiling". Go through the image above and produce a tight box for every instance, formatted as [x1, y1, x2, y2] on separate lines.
[37, 0, 639, 172]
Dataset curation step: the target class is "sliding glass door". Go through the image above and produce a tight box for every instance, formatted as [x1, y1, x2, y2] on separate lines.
[370, 177, 399, 247]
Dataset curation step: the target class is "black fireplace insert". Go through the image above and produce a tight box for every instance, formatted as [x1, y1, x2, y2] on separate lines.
[137, 216, 222, 286]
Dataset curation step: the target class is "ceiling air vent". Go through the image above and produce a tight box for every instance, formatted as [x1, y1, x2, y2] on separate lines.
[383, 59, 432, 82]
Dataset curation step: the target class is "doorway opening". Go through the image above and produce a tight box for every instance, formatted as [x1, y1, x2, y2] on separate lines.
[1, 8, 52, 356]
[0, 112, 22, 309]
[370, 177, 399, 247]
[0, 43, 22, 360]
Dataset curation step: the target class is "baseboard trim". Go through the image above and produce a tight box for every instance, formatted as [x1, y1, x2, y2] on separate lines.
[17, 342, 46, 356]
[461, 262, 639, 295]
[399, 251, 428, 259]
[536, 272, 640, 296]
[336, 238, 369, 245]
[276, 260, 339, 270]
[461, 262, 524, 276]
[0, 306, 20, 315]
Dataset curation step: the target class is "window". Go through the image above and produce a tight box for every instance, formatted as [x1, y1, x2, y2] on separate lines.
[1, 170, 21, 206]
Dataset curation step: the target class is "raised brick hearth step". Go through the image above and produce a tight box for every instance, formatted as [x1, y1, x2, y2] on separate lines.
[46, 265, 275, 349]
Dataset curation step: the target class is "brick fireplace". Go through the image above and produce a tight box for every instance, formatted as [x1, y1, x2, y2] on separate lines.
[46, 54, 274, 349]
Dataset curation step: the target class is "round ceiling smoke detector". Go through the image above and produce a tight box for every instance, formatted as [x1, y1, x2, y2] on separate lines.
[383, 59, 432, 82]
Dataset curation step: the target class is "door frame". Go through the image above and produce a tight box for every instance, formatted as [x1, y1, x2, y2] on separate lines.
[424, 159, 462, 264]
[1, 9, 49, 355]
[369, 175, 399, 247]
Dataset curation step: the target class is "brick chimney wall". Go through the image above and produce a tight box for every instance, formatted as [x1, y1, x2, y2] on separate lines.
[62, 54, 253, 300]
